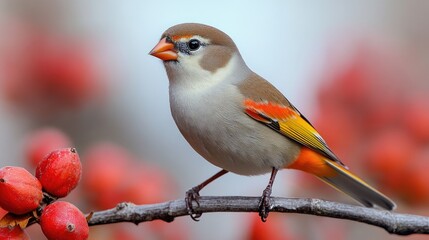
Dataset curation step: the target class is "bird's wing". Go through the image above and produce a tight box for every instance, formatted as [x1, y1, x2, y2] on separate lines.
[244, 99, 345, 166]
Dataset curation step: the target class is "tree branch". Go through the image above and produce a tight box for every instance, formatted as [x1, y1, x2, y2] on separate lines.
[87, 196, 429, 235]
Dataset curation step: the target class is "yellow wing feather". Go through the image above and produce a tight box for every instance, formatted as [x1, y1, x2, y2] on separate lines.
[244, 99, 343, 165]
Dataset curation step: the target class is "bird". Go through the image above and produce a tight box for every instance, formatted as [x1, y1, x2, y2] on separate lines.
[149, 23, 396, 221]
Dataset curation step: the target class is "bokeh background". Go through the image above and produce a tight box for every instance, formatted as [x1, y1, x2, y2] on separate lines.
[1, 1, 429, 239]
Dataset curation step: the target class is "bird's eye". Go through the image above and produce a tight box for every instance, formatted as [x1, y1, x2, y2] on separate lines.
[187, 39, 201, 51]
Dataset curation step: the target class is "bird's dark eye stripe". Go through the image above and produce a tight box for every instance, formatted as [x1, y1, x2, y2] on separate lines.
[175, 39, 206, 55]
[176, 42, 190, 54]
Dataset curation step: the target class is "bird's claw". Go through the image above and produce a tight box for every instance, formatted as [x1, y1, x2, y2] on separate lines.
[185, 187, 202, 221]
[258, 186, 272, 222]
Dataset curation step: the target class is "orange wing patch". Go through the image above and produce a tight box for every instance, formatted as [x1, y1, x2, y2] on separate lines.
[244, 99, 297, 120]
[244, 99, 343, 165]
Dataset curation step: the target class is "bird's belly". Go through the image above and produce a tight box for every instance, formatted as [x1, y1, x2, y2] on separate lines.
[170, 80, 300, 175]
[171, 86, 300, 175]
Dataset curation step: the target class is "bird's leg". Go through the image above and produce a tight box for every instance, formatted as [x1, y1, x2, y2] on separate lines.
[258, 167, 278, 222]
[186, 169, 228, 221]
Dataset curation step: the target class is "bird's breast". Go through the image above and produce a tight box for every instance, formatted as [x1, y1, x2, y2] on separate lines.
[169, 82, 300, 175]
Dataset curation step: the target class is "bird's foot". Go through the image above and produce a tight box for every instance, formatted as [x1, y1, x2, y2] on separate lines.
[258, 185, 272, 222]
[185, 186, 202, 221]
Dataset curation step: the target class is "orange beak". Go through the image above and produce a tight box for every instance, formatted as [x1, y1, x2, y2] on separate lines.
[149, 37, 178, 61]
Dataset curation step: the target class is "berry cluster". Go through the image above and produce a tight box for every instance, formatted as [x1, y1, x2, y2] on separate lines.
[312, 43, 429, 205]
[6, 127, 189, 240]
[0, 148, 88, 240]
[81, 142, 189, 240]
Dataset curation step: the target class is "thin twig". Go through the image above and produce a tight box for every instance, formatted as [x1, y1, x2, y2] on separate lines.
[87, 196, 429, 235]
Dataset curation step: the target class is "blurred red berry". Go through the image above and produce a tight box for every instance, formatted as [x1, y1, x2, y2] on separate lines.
[362, 92, 402, 133]
[365, 129, 416, 189]
[149, 221, 189, 240]
[246, 214, 292, 240]
[0, 22, 102, 114]
[83, 143, 134, 209]
[121, 163, 174, 205]
[0, 226, 30, 240]
[111, 226, 139, 240]
[401, 151, 429, 204]
[25, 127, 72, 167]
[31, 39, 101, 109]
[314, 104, 361, 159]
[0, 166, 42, 214]
[36, 148, 81, 198]
[332, 54, 373, 107]
[83, 143, 175, 209]
[40, 201, 88, 240]
[403, 96, 429, 143]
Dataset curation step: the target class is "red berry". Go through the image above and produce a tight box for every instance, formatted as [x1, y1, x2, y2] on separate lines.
[40, 201, 89, 240]
[36, 148, 82, 198]
[0, 167, 42, 214]
[25, 127, 72, 167]
[0, 226, 30, 240]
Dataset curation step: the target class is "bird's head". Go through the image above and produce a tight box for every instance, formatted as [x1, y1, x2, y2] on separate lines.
[150, 23, 248, 86]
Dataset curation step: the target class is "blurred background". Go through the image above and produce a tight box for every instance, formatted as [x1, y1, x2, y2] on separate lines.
[0, 0, 429, 239]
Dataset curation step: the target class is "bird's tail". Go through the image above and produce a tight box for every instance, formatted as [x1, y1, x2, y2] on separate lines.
[318, 160, 396, 210]
[287, 148, 396, 210]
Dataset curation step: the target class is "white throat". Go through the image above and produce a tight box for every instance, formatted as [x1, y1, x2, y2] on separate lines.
[166, 53, 250, 93]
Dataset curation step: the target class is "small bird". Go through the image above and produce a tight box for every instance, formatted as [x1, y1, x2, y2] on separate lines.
[149, 23, 395, 221]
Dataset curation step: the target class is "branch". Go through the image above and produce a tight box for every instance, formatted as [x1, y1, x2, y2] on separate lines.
[87, 196, 429, 235]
